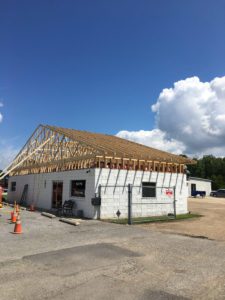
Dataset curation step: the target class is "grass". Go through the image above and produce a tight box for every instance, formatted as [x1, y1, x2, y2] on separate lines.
[103, 213, 202, 225]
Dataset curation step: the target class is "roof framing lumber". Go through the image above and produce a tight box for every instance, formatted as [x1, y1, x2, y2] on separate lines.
[5, 124, 194, 177]
[0, 135, 54, 179]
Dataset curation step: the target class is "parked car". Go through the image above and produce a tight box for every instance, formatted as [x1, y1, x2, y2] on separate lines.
[210, 190, 217, 197]
[191, 190, 206, 198]
[214, 189, 225, 198]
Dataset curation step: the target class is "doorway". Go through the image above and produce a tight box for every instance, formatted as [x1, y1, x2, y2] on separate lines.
[52, 181, 63, 208]
[191, 183, 196, 195]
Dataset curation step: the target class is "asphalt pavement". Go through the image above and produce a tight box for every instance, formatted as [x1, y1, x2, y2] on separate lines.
[0, 206, 225, 300]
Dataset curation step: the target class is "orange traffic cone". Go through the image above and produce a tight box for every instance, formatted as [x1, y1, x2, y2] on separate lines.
[11, 211, 17, 223]
[13, 212, 22, 234]
[10, 211, 14, 221]
[11, 202, 17, 222]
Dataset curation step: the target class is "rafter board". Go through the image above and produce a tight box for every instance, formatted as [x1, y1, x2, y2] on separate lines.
[7, 124, 195, 176]
[45, 125, 194, 164]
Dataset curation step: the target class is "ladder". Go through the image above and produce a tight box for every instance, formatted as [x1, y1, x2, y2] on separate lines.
[20, 184, 28, 206]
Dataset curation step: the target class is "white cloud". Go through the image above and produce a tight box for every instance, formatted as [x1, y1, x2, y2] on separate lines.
[0, 142, 18, 170]
[117, 129, 186, 155]
[117, 76, 225, 157]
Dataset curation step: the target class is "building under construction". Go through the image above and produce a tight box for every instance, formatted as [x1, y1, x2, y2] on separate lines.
[6, 125, 193, 219]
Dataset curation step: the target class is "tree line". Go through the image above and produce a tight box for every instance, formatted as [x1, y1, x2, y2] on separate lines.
[187, 155, 225, 190]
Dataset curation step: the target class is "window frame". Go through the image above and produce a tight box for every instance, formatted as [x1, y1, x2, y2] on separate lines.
[142, 182, 156, 198]
[70, 180, 86, 198]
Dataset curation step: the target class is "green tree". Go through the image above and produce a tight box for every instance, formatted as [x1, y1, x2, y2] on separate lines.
[187, 155, 225, 190]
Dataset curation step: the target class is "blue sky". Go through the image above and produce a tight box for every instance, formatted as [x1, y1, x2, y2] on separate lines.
[0, 0, 225, 167]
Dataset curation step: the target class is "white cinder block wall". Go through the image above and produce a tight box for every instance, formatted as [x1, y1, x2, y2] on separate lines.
[95, 169, 188, 219]
[8, 168, 188, 219]
[8, 169, 98, 219]
[188, 178, 212, 196]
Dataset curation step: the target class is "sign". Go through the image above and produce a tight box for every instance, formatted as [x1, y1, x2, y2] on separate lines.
[165, 189, 173, 197]
[116, 210, 121, 218]
[71, 180, 86, 197]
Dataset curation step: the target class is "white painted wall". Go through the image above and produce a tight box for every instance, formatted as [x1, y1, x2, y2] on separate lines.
[8, 169, 98, 218]
[188, 178, 212, 196]
[8, 168, 188, 219]
[95, 169, 188, 219]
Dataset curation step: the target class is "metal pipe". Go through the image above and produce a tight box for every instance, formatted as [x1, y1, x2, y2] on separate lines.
[173, 186, 177, 219]
[128, 184, 132, 225]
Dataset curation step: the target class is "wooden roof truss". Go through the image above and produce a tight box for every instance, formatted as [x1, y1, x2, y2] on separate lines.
[3, 125, 189, 177]
[4, 125, 104, 177]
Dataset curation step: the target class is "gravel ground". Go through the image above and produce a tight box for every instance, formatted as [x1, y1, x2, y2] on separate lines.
[0, 203, 225, 300]
[141, 197, 225, 241]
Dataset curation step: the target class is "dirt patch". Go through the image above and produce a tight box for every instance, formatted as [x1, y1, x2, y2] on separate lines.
[141, 197, 225, 241]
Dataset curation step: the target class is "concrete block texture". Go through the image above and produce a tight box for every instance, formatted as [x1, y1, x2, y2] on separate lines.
[8, 168, 188, 219]
[95, 169, 188, 219]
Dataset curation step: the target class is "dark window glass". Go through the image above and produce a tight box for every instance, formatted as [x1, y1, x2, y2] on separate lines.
[191, 184, 196, 193]
[52, 181, 63, 209]
[142, 182, 156, 198]
[11, 182, 16, 192]
[71, 180, 86, 197]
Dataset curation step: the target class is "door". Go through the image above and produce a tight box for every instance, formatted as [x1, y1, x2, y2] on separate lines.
[52, 181, 63, 208]
[191, 183, 196, 196]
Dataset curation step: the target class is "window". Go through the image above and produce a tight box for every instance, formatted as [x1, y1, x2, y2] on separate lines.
[71, 180, 86, 197]
[142, 182, 156, 198]
[191, 184, 196, 194]
[11, 182, 16, 192]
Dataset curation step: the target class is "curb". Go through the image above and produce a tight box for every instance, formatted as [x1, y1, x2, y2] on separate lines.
[59, 218, 80, 226]
[41, 212, 56, 219]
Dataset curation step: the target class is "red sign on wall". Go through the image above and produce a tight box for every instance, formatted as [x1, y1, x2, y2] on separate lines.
[165, 189, 173, 197]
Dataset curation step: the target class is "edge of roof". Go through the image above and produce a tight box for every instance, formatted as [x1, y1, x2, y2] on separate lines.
[189, 177, 212, 182]
[44, 124, 195, 164]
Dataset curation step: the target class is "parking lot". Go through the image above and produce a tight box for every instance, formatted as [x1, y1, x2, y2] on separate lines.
[0, 199, 225, 300]
[141, 197, 225, 241]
